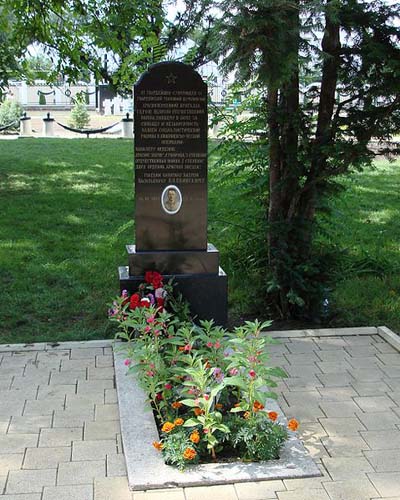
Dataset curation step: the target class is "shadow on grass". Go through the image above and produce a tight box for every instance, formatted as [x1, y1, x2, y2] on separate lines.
[0, 139, 134, 343]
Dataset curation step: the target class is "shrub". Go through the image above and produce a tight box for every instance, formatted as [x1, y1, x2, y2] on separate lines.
[39, 92, 46, 105]
[69, 97, 90, 129]
[0, 100, 23, 130]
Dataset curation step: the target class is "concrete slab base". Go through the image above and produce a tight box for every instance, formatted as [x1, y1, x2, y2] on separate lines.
[114, 351, 321, 491]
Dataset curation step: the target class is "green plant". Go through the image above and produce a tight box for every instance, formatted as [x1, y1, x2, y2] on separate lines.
[111, 275, 294, 469]
[69, 97, 90, 129]
[38, 92, 46, 105]
[0, 99, 23, 129]
[230, 413, 287, 461]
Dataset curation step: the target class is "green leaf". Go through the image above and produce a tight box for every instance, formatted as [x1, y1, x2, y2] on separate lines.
[182, 418, 198, 427]
[180, 399, 197, 408]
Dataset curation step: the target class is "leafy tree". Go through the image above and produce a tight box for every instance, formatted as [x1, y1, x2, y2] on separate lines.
[2, 0, 165, 92]
[24, 54, 54, 80]
[0, 5, 27, 97]
[176, 0, 400, 318]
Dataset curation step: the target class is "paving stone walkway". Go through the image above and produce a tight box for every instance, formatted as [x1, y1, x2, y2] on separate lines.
[0, 330, 400, 500]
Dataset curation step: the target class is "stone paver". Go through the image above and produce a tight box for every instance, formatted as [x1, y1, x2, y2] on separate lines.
[57, 459, 105, 485]
[0, 332, 399, 499]
[6, 468, 56, 494]
[368, 472, 400, 497]
[323, 477, 379, 499]
[23, 446, 71, 469]
[185, 485, 237, 500]
[43, 484, 94, 500]
[234, 480, 285, 499]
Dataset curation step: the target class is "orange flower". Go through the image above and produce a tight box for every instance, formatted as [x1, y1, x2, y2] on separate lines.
[178, 346, 185, 351]
[152, 441, 163, 451]
[183, 447, 197, 460]
[215, 403, 223, 410]
[268, 411, 278, 422]
[288, 418, 299, 431]
[174, 418, 184, 426]
[194, 408, 204, 416]
[243, 411, 251, 419]
[253, 401, 264, 412]
[172, 401, 183, 409]
[161, 421, 175, 433]
[190, 430, 200, 444]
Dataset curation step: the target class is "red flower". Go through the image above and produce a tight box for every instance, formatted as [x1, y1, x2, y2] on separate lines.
[129, 293, 140, 310]
[156, 297, 165, 308]
[249, 369, 256, 378]
[140, 298, 151, 308]
[145, 271, 163, 289]
[144, 271, 154, 284]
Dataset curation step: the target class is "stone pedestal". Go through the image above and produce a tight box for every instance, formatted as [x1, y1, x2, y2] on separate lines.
[42, 113, 55, 137]
[121, 113, 133, 138]
[126, 243, 220, 275]
[19, 114, 32, 137]
[119, 266, 228, 326]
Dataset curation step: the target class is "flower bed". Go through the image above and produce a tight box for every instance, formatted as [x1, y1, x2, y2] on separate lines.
[110, 272, 299, 470]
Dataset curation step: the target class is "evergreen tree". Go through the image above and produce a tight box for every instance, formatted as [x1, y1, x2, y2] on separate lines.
[69, 97, 90, 129]
[174, 0, 400, 317]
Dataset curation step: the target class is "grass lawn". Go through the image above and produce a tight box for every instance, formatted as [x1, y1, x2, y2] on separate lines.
[320, 160, 400, 332]
[0, 139, 399, 343]
[0, 139, 134, 343]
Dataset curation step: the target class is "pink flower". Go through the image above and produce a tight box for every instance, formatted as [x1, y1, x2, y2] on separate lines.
[164, 383, 172, 390]
[229, 367, 238, 376]
[203, 394, 210, 401]
[144, 326, 151, 333]
[121, 290, 129, 298]
[206, 341, 213, 348]
[249, 369, 256, 378]
[146, 370, 154, 377]
[188, 387, 196, 395]
[203, 428, 209, 434]
[248, 355, 258, 363]
[147, 315, 155, 324]
[214, 341, 221, 349]
[124, 359, 132, 366]
[184, 344, 192, 352]
[155, 287, 166, 299]
[213, 367, 224, 382]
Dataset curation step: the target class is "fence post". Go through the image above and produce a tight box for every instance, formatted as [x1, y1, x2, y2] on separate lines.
[121, 113, 133, 139]
[19, 112, 33, 137]
[42, 112, 55, 137]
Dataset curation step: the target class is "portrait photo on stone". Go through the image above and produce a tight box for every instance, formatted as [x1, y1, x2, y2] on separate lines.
[161, 184, 182, 215]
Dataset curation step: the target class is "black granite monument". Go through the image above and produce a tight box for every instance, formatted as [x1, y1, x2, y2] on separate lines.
[118, 61, 227, 325]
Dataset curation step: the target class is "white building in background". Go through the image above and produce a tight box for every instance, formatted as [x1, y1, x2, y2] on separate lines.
[7, 80, 97, 109]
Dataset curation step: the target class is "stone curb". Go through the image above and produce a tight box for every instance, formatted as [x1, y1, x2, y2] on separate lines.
[0, 339, 115, 352]
[377, 325, 400, 352]
[113, 349, 321, 491]
[2, 326, 398, 352]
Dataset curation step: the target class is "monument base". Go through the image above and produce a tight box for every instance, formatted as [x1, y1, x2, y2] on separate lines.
[118, 266, 228, 326]
[127, 243, 219, 275]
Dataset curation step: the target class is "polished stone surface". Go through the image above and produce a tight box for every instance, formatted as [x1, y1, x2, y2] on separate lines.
[119, 266, 228, 326]
[126, 242, 219, 275]
[134, 61, 208, 251]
